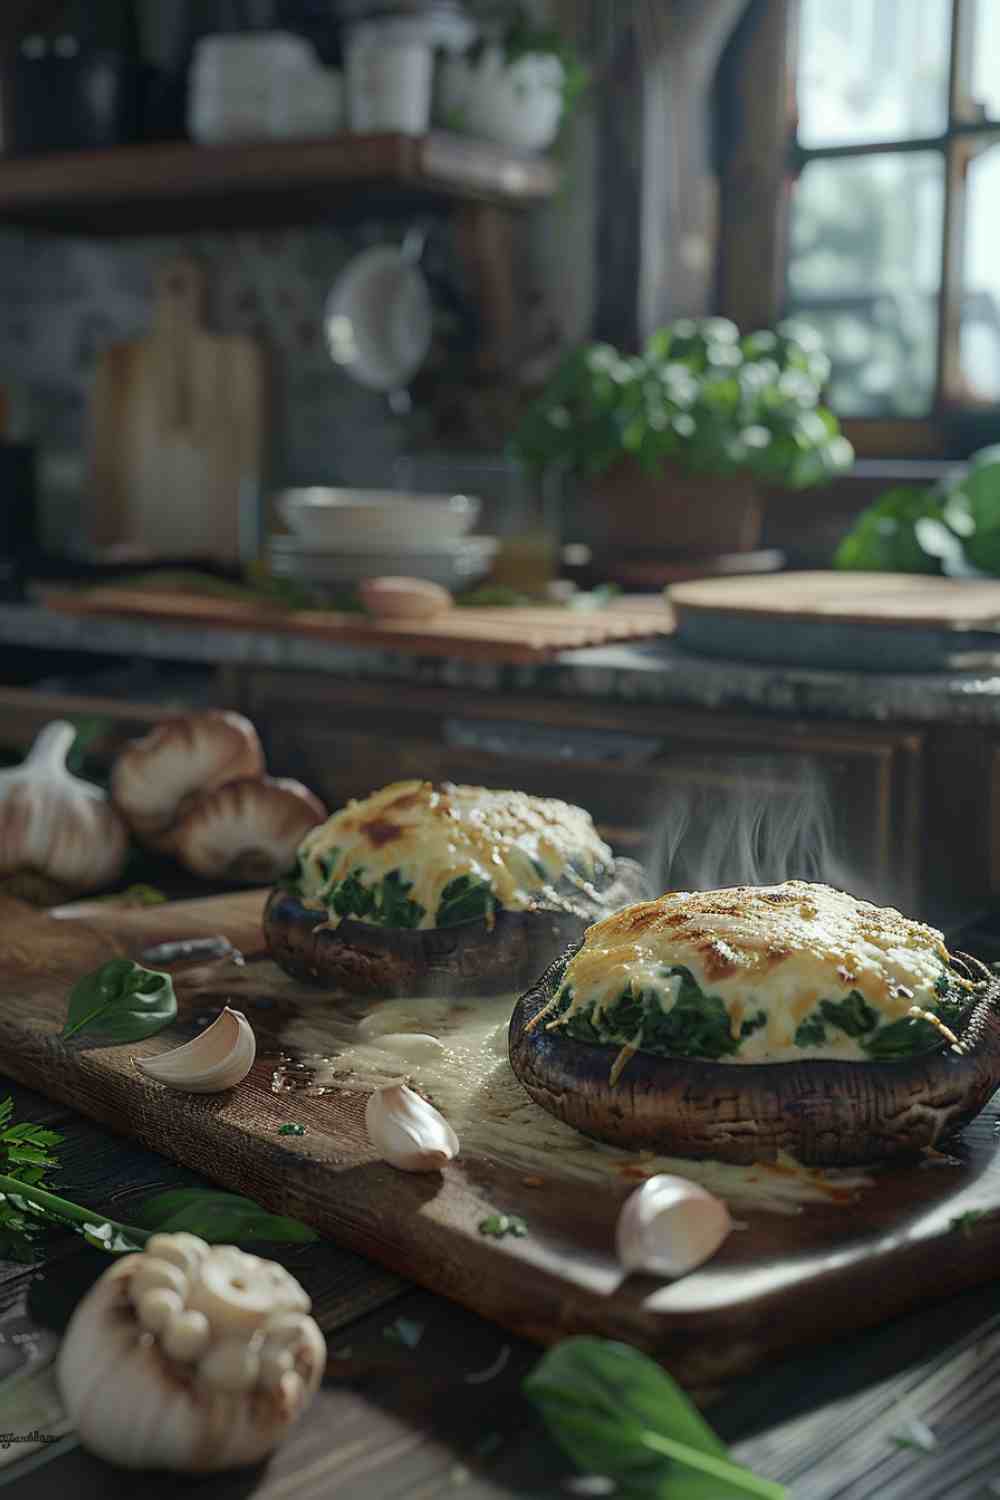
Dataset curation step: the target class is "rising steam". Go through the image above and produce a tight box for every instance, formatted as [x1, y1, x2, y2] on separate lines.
[646, 758, 876, 901]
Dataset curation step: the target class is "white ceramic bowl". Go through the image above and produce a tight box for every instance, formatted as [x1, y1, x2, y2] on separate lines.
[268, 534, 498, 590]
[276, 488, 480, 548]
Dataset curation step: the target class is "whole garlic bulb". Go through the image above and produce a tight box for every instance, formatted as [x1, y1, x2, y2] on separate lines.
[57, 1236, 326, 1472]
[0, 721, 128, 893]
[616, 1175, 732, 1279]
[111, 711, 266, 845]
[162, 776, 327, 882]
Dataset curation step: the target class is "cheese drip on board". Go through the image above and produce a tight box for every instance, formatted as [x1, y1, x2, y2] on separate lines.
[294, 780, 612, 928]
[551, 880, 960, 1064]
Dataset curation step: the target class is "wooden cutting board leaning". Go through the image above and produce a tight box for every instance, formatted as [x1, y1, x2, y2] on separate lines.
[3, 891, 1000, 1389]
[670, 571, 1000, 670]
[87, 258, 266, 565]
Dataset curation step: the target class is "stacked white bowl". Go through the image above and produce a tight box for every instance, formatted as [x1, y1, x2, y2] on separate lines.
[268, 488, 497, 594]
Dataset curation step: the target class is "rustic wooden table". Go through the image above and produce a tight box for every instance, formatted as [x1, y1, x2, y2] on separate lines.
[3, 1077, 1000, 1499]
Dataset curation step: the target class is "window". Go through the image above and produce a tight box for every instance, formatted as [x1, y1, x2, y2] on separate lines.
[718, 0, 1000, 457]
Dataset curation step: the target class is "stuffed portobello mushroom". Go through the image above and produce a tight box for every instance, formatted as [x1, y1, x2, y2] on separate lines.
[264, 780, 648, 997]
[508, 880, 1000, 1165]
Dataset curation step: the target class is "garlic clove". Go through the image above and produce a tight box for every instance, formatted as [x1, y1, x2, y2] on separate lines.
[198, 1336, 262, 1392]
[365, 1082, 459, 1172]
[259, 1346, 294, 1388]
[187, 1246, 282, 1331]
[129, 1258, 189, 1304]
[262, 1263, 311, 1313]
[161, 1309, 212, 1363]
[137, 1286, 185, 1333]
[615, 1174, 732, 1279]
[135, 1008, 256, 1093]
[262, 1311, 316, 1348]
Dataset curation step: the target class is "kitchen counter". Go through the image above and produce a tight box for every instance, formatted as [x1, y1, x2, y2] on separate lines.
[4, 600, 1000, 726]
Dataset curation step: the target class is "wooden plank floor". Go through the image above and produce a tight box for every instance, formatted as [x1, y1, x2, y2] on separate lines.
[5, 1075, 1000, 1497]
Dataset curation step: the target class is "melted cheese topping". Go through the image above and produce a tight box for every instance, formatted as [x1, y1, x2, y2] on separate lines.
[554, 880, 953, 1063]
[296, 780, 612, 928]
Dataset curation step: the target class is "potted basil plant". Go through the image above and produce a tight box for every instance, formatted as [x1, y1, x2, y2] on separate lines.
[437, 5, 588, 152]
[510, 317, 854, 560]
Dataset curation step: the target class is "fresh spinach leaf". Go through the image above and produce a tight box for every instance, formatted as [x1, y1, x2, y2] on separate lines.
[132, 1188, 317, 1244]
[794, 1016, 827, 1048]
[328, 868, 377, 920]
[375, 870, 425, 929]
[639, 969, 741, 1060]
[478, 1213, 527, 1239]
[61, 959, 176, 1043]
[524, 1337, 786, 1499]
[819, 991, 879, 1037]
[436, 875, 497, 928]
[863, 1016, 945, 1059]
[740, 1010, 767, 1038]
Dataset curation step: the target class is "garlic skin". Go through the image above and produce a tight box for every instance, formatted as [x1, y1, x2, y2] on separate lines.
[163, 776, 327, 883]
[616, 1174, 732, 1279]
[365, 1082, 460, 1172]
[135, 1007, 256, 1092]
[0, 721, 128, 893]
[57, 1237, 326, 1472]
[112, 710, 266, 844]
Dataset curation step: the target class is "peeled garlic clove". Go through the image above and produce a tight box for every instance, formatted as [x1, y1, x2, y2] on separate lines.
[187, 1246, 280, 1331]
[365, 1082, 459, 1172]
[616, 1174, 732, 1278]
[135, 1008, 256, 1093]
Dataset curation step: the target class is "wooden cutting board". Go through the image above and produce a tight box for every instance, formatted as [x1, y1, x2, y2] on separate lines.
[42, 588, 674, 665]
[87, 259, 266, 565]
[671, 572, 1000, 628]
[5, 890, 1000, 1390]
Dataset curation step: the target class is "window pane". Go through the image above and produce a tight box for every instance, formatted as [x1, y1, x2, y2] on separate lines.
[786, 153, 944, 416]
[971, 0, 1000, 122]
[797, 0, 950, 147]
[960, 142, 1000, 402]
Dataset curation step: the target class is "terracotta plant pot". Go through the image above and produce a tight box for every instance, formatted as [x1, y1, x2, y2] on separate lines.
[574, 459, 763, 560]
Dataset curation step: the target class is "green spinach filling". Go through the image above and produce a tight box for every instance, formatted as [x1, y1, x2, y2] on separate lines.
[552, 965, 973, 1061]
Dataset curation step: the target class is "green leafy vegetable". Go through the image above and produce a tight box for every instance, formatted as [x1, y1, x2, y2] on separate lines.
[478, 1213, 528, 1239]
[819, 991, 879, 1037]
[524, 1337, 786, 1498]
[326, 868, 425, 929]
[794, 1016, 827, 1048]
[277, 1123, 306, 1137]
[437, 875, 497, 928]
[863, 1016, 949, 1059]
[740, 1010, 767, 1038]
[556, 969, 742, 1061]
[511, 317, 851, 491]
[0, 1098, 316, 1261]
[61, 958, 176, 1043]
[131, 1188, 317, 1244]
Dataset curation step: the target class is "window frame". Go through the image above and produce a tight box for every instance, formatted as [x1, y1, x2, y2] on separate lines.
[716, 0, 1000, 458]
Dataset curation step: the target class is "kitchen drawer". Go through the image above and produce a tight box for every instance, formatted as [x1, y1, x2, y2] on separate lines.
[255, 687, 923, 913]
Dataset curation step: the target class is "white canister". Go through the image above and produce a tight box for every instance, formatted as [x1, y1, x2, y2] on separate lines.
[345, 20, 434, 136]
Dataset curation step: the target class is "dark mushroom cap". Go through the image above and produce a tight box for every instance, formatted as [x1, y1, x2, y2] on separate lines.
[508, 942, 1000, 1165]
[264, 858, 649, 998]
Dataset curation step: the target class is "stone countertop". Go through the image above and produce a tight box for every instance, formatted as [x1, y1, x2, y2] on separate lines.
[5, 601, 1000, 726]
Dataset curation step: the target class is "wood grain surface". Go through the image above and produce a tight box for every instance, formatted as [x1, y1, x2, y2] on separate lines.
[670, 571, 1000, 629]
[41, 590, 673, 665]
[5, 892, 1000, 1390]
[88, 259, 265, 566]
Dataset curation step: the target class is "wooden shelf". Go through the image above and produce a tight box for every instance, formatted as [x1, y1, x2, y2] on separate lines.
[0, 131, 559, 234]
